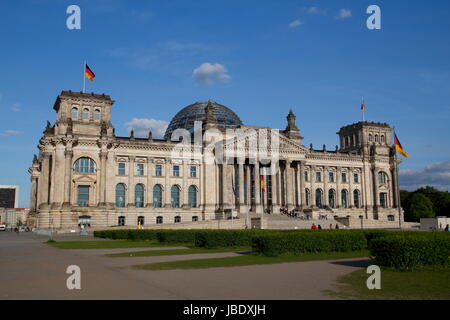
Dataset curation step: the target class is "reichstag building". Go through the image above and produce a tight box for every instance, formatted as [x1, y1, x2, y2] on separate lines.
[29, 90, 402, 230]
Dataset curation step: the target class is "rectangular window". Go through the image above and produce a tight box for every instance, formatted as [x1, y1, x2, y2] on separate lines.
[155, 165, 162, 177]
[304, 171, 309, 182]
[77, 186, 89, 207]
[316, 172, 322, 182]
[341, 172, 347, 183]
[329, 172, 335, 183]
[190, 166, 197, 177]
[136, 163, 144, 176]
[354, 173, 359, 184]
[118, 163, 125, 175]
[173, 165, 180, 177]
[380, 193, 388, 208]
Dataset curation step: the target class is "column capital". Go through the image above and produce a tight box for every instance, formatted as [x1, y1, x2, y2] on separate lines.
[64, 149, 74, 157]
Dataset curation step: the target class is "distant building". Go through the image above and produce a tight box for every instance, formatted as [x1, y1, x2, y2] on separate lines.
[0, 208, 29, 227]
[0, 185, 19, 209]
[421, 217, 450, 231]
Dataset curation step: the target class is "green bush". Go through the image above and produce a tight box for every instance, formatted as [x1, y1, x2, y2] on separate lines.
[194, 230, 287, 248]
[94, 229, 160, 240]
[369, 233, 450, 269]
[252, 230, 367, 256]
[156, 230, 198, 244]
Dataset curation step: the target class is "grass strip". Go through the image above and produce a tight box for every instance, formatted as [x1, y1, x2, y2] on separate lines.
[132, 250, 370, 270]
[46, 240, 189, 249]
[325, 266, 450, 300]
[107, 246, 251, 257]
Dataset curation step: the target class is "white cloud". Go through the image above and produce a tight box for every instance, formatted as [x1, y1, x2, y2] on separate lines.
[11, 103, 21, 112]
[1, 130, 23, 137]
[289, 20, 304, 28]
[307, 7, 327, 15]
[193, 62, 231, 86]
[399, 160, 450, 191]
[337, 9, 352, 19]
[124, 118, 169, 139]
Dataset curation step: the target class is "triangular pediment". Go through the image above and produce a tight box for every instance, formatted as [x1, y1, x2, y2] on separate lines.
[73, 174, 97, 183]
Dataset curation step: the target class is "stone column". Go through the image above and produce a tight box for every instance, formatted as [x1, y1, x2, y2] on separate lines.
[336, 167, 341, 208]
[254, 160, 262, 214]
[310, 166, 316, 207]
[348, 168, 353, 208]
[373, 168, 379, 208]
[323, 167, 329, 207]
[164, 159, 171, 208]
[62, 149, 73, 208]
[29, 177, 38, 211]
[238, 162, 246, 213]
[271, 162, 280, 213]
[51, 143, 65, 209]
[391, 168, 397, 208]
[299, 161, 305, 209]
[127, 156, 135, 207]
[285, 160, 294, 210]
[146, 158, 153, 207]
[38, 152, 51, 209]
[182, 161, 189, 208]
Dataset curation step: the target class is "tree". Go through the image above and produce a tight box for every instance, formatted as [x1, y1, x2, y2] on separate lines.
[408, 193, 435, 222]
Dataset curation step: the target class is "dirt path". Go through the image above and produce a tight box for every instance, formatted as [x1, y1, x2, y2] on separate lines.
[0, 232, 371, 299]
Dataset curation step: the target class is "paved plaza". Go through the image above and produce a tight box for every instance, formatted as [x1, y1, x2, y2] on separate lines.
[0, 232, 371, 300]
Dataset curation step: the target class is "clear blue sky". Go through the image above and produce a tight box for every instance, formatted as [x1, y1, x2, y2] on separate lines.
[1, 0, 449, 207]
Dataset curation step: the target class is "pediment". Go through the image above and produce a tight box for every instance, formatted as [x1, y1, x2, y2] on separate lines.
[220, 128, 308, 155]
[73, 174, 97, 183]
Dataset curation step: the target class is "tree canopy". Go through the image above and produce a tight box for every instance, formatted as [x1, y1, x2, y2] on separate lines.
[401, 186, 450, 222]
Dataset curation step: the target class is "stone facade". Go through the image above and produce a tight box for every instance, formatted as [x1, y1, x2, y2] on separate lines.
[29, 91, 403, 231]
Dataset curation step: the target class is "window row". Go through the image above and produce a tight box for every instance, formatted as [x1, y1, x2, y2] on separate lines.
[115, 184, 198, 208]
[117, 163, 197, 177]
[305, 188, 361, 209]
[305, 171, 359, 184]
[369, 133, 386, 144]
[71, 107, 101, 121]
[118, 215, 199, 226]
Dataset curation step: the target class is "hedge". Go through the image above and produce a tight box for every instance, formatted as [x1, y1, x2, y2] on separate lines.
[369, 233, 450, 269]
[193, 230, 285, 248]
[94, 229, 160, 240]
[156, 230, 198, 244]
[252, 231, 368, 256]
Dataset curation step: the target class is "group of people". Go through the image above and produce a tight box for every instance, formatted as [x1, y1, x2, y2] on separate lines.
[280, 207, 311, 220]
[311, 223, 340, 230]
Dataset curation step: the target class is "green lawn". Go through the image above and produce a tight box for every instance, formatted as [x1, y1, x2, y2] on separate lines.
[107, 246, 251, 257]
[325, 266, 450, 300]
[46, 240, 189, 249]
[132, 250, 370, 270]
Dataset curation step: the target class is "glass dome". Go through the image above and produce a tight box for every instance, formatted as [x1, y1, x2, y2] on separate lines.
[164, 101, 243, 140]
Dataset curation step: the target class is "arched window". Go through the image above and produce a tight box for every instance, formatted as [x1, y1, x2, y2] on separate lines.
[137, 216, 144, 226]
[375, 134, 379, 142]
[153, 184, 162, 208]
[305, 189, 310, 206]
[116, 183, 126, 207]
[341, 190, 348, 208]
[74, 157, 95, 174]
[174, 216, 181, 223]
[353, 190, 360, 208]
[71, 107, 78, 119]
[328, 189, 336, 208]
[82, 108, 90, 120]
[94, 109, 101, 121]
[171, 185, 180, 208]
[135, 184, 145, 208]
[192, 216, 199, 222]
[156, 216, 163, 224]
[315, 189, 323, 208]
[378, 171, 388, 184]
[369, 134, 373, 142]
[381, 135, 385, 143]
[188, 185, 197, 208]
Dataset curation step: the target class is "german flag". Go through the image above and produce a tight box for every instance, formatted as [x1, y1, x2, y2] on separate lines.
[85, 64, 95, 82]
[394, 133, 410, 159]
[260, 175, 265, 192]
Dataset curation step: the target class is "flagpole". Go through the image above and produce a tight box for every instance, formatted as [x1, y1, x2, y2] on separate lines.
[83, 61, 86, 93]
[361, 97, 365, 122]
[393, 128, 403, 229]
